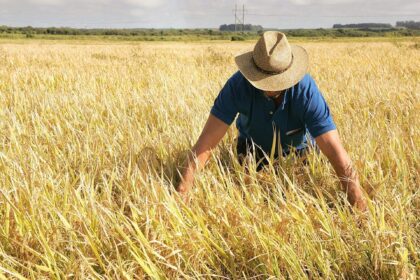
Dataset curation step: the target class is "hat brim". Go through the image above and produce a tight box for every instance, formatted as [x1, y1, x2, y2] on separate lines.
[234, 45, 308, 91]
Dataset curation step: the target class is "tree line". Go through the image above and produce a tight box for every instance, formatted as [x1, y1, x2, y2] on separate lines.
[333, 21, 420, 29]
[0, 26, 227, 36]
[0, 24, 419, 40]
[219, 24, 263, 32]
[333, 23, 393, 29]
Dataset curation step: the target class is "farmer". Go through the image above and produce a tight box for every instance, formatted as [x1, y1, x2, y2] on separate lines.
[176, 31, 366, 210]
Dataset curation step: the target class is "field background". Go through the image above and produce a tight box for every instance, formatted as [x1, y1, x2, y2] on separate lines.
[0, 38, 419, 279]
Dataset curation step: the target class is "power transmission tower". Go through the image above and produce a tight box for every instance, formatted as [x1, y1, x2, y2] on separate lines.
[234, 3, 237, 32]
[233, 3, 246, 33]
[242, 4, 245, 32]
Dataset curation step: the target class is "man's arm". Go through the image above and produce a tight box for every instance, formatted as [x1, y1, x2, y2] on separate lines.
[315, 130, 367, 211]
[176, 114, 230, 202]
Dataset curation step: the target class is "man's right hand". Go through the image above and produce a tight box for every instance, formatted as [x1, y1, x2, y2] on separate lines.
[175, 182, 190, 204]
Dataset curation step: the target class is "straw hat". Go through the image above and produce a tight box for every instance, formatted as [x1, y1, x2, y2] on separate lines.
[234, 31, 308, 91]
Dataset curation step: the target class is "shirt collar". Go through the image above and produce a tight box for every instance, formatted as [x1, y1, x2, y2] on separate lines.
[259, 88, 290, 110]
[280, 88, 290, 110]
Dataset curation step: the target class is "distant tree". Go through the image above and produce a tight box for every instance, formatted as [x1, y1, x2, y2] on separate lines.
[396, 21, 420, 29]
[231, 35, 245, 41]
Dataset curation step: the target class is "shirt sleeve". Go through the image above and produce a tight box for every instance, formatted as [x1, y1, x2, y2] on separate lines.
[301, 75, 336, 138]
[210, 76, 239, 125]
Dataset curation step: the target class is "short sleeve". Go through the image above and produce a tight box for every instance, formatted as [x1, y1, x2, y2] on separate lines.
[301, 76, 336, 138]
[210, 76, 239, 125]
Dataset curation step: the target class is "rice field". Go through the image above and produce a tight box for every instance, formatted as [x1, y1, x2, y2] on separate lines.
[0, 38, 419, 279]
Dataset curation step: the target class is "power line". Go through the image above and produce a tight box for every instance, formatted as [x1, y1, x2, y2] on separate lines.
[246, 13, 420, 18]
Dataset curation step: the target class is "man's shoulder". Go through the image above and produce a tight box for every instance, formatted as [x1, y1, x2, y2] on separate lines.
[222, 70, 254, 96]
[227, 70, 247, 87]
[297, 73, 315, 89]
[293, 73, 320, 99]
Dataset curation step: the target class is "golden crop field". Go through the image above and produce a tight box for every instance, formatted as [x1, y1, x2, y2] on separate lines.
[0, 39, 419, 279]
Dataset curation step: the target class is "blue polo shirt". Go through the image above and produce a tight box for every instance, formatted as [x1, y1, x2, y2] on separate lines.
[210, 71, 336, 156]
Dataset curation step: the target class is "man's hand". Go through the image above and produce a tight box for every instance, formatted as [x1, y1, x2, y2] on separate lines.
[175, 183, 190, 204]
[315, 130, 367, 211]
[175, 114, 229, 202]
[175, 177, 193, 204]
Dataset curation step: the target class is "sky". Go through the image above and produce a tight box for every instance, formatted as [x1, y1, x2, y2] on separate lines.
[0, 0, 419, 29]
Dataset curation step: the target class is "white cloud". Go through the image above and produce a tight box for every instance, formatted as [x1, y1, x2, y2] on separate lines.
[123, 0, 165, 8]
[27, 0, 65, 5]
[130, 9, 146, 16]
[289, 0, 364, 4]
[289, 0, 311, 5]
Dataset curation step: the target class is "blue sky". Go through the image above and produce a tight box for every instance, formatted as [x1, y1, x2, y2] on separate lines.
[1, 0, 419, 29]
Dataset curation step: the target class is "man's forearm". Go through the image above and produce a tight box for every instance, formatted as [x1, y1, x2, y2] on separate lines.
[315, 130, 366, 210]
[175, 114, 229, 200]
